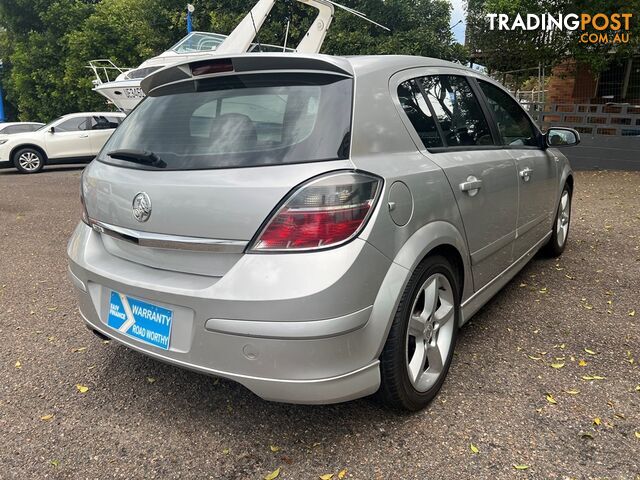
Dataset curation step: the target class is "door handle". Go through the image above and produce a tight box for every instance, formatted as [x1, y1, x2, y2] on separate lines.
[79, 134, 89, 138]
[459, 176, 482, 196]
[520, 167, 533, 181]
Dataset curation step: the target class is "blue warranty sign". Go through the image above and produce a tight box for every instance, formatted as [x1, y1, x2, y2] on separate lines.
[107, 291, 173, 350]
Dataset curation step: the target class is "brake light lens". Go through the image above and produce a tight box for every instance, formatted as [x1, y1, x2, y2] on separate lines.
[250, 172, 381, 252]
[80, 170, 90, 225]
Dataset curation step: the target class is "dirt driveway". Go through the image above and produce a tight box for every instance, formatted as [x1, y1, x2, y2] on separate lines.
[0, 167, 638, 479]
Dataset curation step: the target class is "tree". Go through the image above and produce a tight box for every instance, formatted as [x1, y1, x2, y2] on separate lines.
[466, 0, 640, 74]
[0, 0, 467, 121]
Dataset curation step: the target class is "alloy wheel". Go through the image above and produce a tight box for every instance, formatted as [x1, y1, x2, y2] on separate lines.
[18, 152, 41, 172]
[405, 273, 455, 392]
[556, 191, 571, 247]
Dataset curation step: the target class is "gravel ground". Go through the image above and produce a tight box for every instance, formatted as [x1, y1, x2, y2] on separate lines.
[0, 167, 638, 480]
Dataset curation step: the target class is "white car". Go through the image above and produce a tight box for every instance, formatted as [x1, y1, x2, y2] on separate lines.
[0, 112, 125, 173]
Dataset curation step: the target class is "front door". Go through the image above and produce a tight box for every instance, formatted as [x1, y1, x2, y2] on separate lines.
[45, 116, 91, 159]
[477, 80, 558, 259]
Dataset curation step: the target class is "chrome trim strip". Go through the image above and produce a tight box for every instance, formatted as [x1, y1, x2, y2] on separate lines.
[88, 219, 247, 253]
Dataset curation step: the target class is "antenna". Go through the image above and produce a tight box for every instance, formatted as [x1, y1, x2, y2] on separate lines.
[326, 0, 390, 31]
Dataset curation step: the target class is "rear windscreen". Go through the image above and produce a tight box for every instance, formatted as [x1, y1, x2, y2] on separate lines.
[98, 73, 353, 170]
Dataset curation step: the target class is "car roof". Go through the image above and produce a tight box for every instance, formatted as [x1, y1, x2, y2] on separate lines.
[0, 122, 44, 126]
[61, 112, 126, 118]
[142, 53, 475, 94]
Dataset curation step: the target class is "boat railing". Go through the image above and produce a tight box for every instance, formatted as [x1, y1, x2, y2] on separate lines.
[87, 59, 132, 87]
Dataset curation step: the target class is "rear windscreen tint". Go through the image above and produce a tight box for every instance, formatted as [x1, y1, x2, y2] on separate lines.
[98, 73, 353, 170]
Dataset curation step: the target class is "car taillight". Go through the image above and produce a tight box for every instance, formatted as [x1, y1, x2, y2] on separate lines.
[80, 171, 90, 225]
[249, 171, 382, 252]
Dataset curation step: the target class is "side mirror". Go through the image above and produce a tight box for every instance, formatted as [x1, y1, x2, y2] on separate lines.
[545, 127, 580, 148]
[48, 126, 55, 134]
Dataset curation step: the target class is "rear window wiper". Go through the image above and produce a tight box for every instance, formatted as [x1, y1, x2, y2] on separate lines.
[107, 149, 167, 168]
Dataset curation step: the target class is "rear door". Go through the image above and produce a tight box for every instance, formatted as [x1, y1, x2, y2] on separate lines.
[477, 80, 558, 259]
[45, 116, 92, 159]
[396, 72, 519, 289]
[88, 115, 122, 155]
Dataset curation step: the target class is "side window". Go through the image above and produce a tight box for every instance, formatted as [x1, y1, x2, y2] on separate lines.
[397, 79, 443, 148]
[419, 75, 494, 147]
[2, 125, 21, 134]
[478, 81, 538, 147]
[90, 116, 120, 130]
[57, 117, 89, 132]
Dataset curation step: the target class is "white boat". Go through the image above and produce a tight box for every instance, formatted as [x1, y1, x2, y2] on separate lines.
[90, 32, 228, 112]
[89, 0, 388, 112]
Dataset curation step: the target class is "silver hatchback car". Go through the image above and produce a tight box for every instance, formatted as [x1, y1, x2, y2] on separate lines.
[68, 54, 578, 411]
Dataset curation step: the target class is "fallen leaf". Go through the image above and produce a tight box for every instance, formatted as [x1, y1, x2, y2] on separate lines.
[40, 414, 54, 421]
[527, 355, 542, 361]
[513, 464, 529, 470]
[319, 475, 333, 480]
[583, 304, 593, 310]
[76, 384, 89, 393]
[551, 362, 565, 369]
[635, 431, 640, 439]
[281, 455, 294, 465]
[50, 460, 60, 467]
[223, 448, 230, 455]
[584, 348, 597, 355]
[565, 389, 580, 395]
[593, 417, 602, 426]
[14, 361, 21, 369]
[582, 375, 606, 381]
[338, 469, 347, 479]
[546, 394, 557, 405]
[47, 307, 57, 311]
[71, 347, 87, 353]
[578, 360, 588, 367]
[636, 385, 640, 392]
[146, 377, 156, 384]
[264, 468, 280, 480]
[270, 445, 280, 453]
[470, 443, 479, 454]
[629, 310, 636, 317]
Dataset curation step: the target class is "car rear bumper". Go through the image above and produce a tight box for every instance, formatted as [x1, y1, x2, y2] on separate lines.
[67, 222, 395, 404]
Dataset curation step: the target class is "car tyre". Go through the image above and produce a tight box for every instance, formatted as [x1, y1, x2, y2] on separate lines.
[13, 147, 45, 174]
[377, 254, 460, 411]
[543, 183, 572, 257]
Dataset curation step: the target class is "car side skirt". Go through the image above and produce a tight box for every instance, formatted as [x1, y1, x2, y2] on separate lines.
[460, 231, 552, 324]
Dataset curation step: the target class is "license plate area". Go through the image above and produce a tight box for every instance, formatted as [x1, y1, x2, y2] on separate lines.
[107, 291, 173, 350]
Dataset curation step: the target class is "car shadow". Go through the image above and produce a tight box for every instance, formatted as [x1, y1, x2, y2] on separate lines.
[0, 165, 86, 176]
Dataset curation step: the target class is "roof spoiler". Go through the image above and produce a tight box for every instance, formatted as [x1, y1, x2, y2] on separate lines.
[140, 53, 354, 95]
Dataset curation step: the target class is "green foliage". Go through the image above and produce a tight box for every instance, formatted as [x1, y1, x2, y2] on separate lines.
[0, 0, 466, 121]
[466, 0, 640, 74]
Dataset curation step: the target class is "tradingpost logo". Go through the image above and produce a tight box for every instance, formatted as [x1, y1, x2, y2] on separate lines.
[486, 13, 633, 44]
